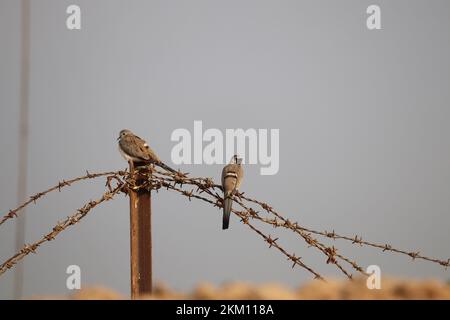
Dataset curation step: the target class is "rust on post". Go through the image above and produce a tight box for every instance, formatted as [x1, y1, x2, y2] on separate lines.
[129, 163, 152, 299]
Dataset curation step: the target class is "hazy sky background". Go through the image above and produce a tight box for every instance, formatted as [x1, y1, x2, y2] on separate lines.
[1, 0, 450, 299]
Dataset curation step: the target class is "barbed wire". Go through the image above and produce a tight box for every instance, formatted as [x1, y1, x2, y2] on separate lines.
[0, 174, 125, 276]
[0, 170, 125, 227]
[152, 177, 325, 280]
[148, 169, 368, 278]
[233, 198, 361, 278]
[145, 167, 450, 271]
[145, 171, 356, 278]
[1, 165, 449, 282]
[236, 193, 450, 269]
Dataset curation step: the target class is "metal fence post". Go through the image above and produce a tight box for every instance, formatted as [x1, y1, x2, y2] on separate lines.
[129, 163, 152, 299]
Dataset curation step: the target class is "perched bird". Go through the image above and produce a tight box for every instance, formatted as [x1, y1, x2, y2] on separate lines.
[221, 155, 244, 230]
[117, 129, 176, 173]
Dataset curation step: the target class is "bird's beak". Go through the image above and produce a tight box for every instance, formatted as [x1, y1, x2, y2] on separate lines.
[117, 136, 120, 141]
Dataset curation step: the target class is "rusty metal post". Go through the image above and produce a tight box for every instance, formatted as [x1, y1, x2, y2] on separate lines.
[129, 163, 152, 299]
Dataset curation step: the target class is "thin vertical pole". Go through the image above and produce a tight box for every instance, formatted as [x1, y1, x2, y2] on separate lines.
[15, 0, 30, 300]
[129, 163, 152, 299]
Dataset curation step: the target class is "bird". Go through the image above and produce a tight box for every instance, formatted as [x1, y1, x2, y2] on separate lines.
[117, 129, 177, 173]
[221, 155, 244, 230]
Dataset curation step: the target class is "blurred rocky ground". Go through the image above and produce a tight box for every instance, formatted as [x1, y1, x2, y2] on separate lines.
[31, 277, 450, 300]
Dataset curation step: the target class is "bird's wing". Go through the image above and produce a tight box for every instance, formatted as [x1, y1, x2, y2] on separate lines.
[144, 145, 161, 163]
[119, 135, 151, 161]
[235, 165, 243, 189]
[133, 134, 162, 163]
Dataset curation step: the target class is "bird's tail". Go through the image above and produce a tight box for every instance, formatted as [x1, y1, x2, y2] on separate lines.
[157, 162, 177, 173]
[222, 196, 233, 230]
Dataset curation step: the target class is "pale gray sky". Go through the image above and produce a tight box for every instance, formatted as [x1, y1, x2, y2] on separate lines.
[1, 0, 450, 299]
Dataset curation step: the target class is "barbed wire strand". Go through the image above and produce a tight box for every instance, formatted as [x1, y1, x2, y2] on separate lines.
[0, 168, 326, 280]
[0, 176, 124, 277]
[145, 171, 356, 278]
[148, 167, 450, 270]
[0, 170, 125, 227]
[239, 193, 450, 269]
[233, 198, 360, 278]
[151, 171, 367, 278]
[152, 178, 324, 280]
[232, 196, 367, 276]
[126, 168, 324, 278]
[1, 166, 449, 281]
